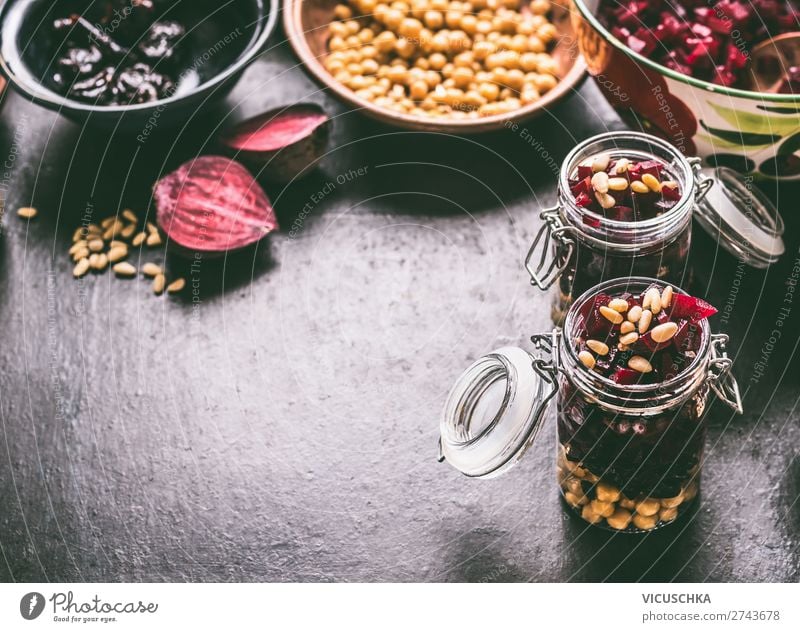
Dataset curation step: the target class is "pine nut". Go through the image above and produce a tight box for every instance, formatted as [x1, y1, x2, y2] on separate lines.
[122, 209, 138, 223]
[586, 339, 609, 355]
[564, 492, 588, 507]
[606, 508, 632, 530]
[69, 240, 87, 255]
[630, 180, 649, 194]
[88, 253, 99, 268]
[88, 239, 104, 252]
[607, 177, 629, 191]
[612, 158, 630, 174]
[638, 309, 653, 333]
[86, 224, 102, 236]
[142, 263, 162, 278]
[591, 171, 609, 193]
[661, 285, 674, 308]
[103, 221, 123, 240]
[619, 496, 636, 510]
[167, 278, 186, 294]
[662, 180, 678, 190]
[146, 232, 162, 247]
[650, 322, 678, 343]
[132, 232, 147, 247]
[635, 498, 661, 516]
[93, 253, 108, 271]
[628, 355, 653, 373]
[619, 331, 639, 345]
[107, 246, 128, 263]
[147, 222, 159, 235]
[153, 274, 166, 295]
[595, 191, 616, 209]
[121, 223, 136, 239]
[595, 482, 621, 502]
[72, 227, 85, 242]
[113, 262, 137, 277]
[17, 206, 37, 219]
[608, 297, 629, 312]
[72, 247, 90, 262]
[644, 288, 662, 314]
[683, 481, 698, 501]
[578, 350, 596, 369]
[73, 258, 90, 278]
[641, 173, 661, 192]
[591, 153, 610, 172]
[109, 240, 127, 249]
[627, 305, 642, 323]
[599, 305, 624, 324]
[620, 321, 635, 334]
[100, 216, 116, 229]
[632, 513, 657, 530]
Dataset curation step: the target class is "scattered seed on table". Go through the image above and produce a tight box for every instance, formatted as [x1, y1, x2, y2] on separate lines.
[101, 216, 116, 229]
[72, 247, 90, 262]
[72, 227, 85, 242]
[146, 222, 159, 235]
[146, 232, 162, 247]
[167, 278, 185, 294]
[121, 223, 136, 239]
[109, 240, 127, 249]
[122, 209, 138, 223]
[132, 232, 147, 247]
[92, 253, 108, 271]
[69, 240, 87, 255]
[17, 207, 37, 219]
[73, 258, 90, 278]
[142, 262, 162, 277]
[153, 274, 166, 295]
[88, 238, 104, 252]
[113, 262, 136, 277]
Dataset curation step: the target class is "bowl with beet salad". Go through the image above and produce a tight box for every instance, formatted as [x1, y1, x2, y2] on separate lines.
[571, 0, 800, 179]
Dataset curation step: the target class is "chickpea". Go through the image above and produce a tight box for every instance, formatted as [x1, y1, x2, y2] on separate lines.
[414, 56, 430, 69]
[387, 65, 408, 83]
[526, 35, 545, 53]
[516, 21, 534, 36]
[361, 0, 377, 11]
[410, 79, 429, 99]
[445, 10, 463, 29]
[345, 20, 361, 35]
[326, 58, 346, 73]
[432, 32, 449, 52]
[475, 20, 493, 35]
[537, 56, 559, 76]
[399, 17, 423, 38]
[478, 81, 499, 101]
[537, 23, 558, 44]
[329, 21, 348, 38]
[425, 70, 442, 87]
[530, 0, 550, 15]
[361, 44, 377, 59]
[452, 66, 473, 87]
[395, 37, 416, 57]
[375, 2, 390, 21]
[373, 30, 396, 52]
[421, 9, 441, 28]
[505, 68, 524, 90]
[410, 0, 429, 18]
[361, 58, 379, 74]
[520, 52, 538, 72]
[532, 72, 557, 93]
[391, 1, 410, 12]
[428, 52, 447, 69]
[329, 35, 347, 51]
[509, 34, 528, 52]
[430, 0, 447, 10]
[460, 14, 477, 35]
[334, 5, 353, 19]
[472, 40, 495, 60]
[384, 8, 404, 29]
[347, 62, 364, 75]
[491, 66, 509, 86]
[453, 51, 474, 67]
[346, 35, 361, 48]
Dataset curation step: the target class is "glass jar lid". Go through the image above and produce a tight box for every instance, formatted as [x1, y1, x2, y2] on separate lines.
[438, 346, 552, 478]
[694, 167, 785, 268]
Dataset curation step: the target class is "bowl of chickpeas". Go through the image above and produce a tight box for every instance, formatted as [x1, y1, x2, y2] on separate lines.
[284, 0, 586, 132]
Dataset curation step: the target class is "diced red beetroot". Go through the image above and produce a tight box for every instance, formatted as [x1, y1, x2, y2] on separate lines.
[577, 165, 594, 179]
[635, 331, 673, 353]
[609, 205, 634, 222]
[660, 352, 681, 380]
[672, 319, 691, 349]
[661, 184, 681, 202]
[571, 176, 592, 196]
[575, 192, 593, 208]
[669, 293, 718, 322]
[611, 368, 641, 384]
[585, 294, 617, 337]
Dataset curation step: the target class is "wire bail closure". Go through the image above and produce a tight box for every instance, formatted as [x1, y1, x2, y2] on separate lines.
[525, 206, 575, 290]
[708, 333, 743, 414]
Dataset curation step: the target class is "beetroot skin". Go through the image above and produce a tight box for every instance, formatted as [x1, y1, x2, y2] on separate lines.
[219, 104, 330, 183]
[154, 156, 278, 254]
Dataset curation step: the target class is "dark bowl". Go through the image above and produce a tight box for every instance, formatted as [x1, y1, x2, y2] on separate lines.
[0, 0, 278, 131]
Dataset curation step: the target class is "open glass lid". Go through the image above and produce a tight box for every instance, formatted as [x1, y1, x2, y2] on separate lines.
[438, 346, 554, 479]
[694, 167, 785, 268]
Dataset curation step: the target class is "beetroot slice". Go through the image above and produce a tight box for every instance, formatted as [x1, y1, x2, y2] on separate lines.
[668, 293, 718, 323]
[153, 156, 278, 253]
[219, 103, 330, 183]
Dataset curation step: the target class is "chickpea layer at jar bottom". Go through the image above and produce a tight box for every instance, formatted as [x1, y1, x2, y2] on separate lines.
[557, 447, 699, 532]
[325, 0, 562, 118]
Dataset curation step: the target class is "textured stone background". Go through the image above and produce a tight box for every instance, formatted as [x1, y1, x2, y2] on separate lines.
[0, 36, 798, 582]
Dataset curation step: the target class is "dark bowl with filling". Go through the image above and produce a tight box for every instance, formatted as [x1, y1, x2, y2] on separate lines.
[0, 0, 278, 131]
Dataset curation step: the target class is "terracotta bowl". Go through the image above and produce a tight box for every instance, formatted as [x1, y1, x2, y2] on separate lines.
[571, 0, 800, 179]
[284, 0, 586, 133]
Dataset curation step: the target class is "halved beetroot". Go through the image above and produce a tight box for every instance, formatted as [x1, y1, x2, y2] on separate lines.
[153, 156, 278, 254]
[219, 103, 330, 183]
[668, 293, 718, 323]
[611, 367, 641, 384]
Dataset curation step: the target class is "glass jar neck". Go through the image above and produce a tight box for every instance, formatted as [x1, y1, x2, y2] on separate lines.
[560, 277, 711, 415]
[558, 132, 696, 252]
